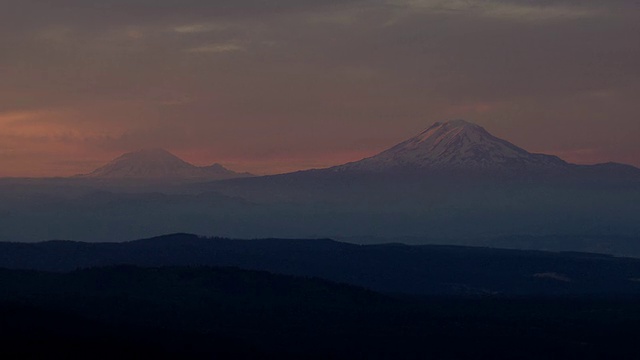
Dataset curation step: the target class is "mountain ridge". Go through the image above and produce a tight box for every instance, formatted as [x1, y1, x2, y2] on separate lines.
[3, 233, 640, 296]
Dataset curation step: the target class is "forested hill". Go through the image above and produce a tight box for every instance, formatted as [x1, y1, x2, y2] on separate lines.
[2, 234, 640, 296]
[1, 266, 640, 359]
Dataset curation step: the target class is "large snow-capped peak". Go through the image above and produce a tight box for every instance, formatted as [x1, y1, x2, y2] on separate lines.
[80, 148, 252, 180]
[334, 119, 568, 172]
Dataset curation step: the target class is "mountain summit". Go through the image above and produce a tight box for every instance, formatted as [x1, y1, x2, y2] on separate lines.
[80, 148, 252, 180]
[334, 120, 568, 172]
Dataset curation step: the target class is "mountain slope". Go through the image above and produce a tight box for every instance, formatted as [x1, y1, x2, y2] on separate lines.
[333, 119, 568, 172]
[200, 119, 639, 204]
[80, 148, 252, 180]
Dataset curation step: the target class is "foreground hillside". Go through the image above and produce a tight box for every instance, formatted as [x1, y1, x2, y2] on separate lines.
[1, 266, 639, 359]
[3, 234, 640, 296]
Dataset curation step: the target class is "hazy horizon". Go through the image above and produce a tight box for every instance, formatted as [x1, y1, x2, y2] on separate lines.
[1, 118, 639, 178]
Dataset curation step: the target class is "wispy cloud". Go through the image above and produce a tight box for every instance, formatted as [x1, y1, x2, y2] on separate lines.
[186, 43, 246, 54]
[173, 23, 230, 34]
[389, 0, 603, 21]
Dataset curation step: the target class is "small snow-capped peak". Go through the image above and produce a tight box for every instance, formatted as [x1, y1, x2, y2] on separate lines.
[333, 119, 568, 172]
[79, 148, 252, 180]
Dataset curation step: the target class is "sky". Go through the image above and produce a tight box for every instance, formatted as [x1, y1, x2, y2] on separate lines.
[1, 0, 639, 176]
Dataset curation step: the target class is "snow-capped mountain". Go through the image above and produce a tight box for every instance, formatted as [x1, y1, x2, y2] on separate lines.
[80, 148, 252, 180]
[333, 119, 568, 172]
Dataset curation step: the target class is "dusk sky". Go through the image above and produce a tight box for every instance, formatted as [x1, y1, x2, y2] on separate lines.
[1, 0, 639, 176]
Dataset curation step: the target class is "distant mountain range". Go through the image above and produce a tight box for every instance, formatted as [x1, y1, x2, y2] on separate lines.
[78, 148, 253, 180]
[73, 120, 639, 181]
[0, 119, 638, 245]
